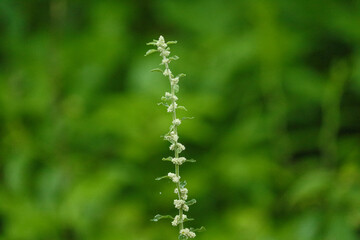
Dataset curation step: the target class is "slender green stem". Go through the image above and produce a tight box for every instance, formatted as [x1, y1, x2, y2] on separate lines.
[165, 61, 184, 231]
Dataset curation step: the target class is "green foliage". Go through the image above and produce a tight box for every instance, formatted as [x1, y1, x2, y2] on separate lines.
[150, 68, 164, 73]
[0, 0, 360, 240]
[151, 214, 174, 222]
[186, 199, 197, 206]
[155, 175, 170, 181]
[145, 49, 158, 56]
[190, 227, 206, 233]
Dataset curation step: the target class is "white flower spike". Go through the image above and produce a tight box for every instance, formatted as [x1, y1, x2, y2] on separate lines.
[146, 35, 203, 239]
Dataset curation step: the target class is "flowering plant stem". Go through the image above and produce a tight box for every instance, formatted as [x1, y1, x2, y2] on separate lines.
[167, 60, 184, 231]
[146, 36, 204, 240]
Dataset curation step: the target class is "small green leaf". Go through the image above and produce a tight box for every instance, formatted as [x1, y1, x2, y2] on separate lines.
[170, 56, 179, 61]
[167, 41, 177, 45]
[180, 181, 187, 188]
[190, 226, 206, 232]
[146, 41, 157, 46]
[157, 102, 169, 107]
[162, 157, 172, 162]
[186, 199, 196, 206]
[181, 117, 194, 120]
[184, 218, 194, 222]
[178, 106, 188, 111]
[177, 73, 186, 78]
[151, 68, 163, 73]
[151, 214, 174, 222]
[155, 176, 169, 181]
[186, 159, 196, 163]
[145, 49, 158, 56]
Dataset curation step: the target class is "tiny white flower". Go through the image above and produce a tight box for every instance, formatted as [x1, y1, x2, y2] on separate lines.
[174, 199, 185, 209]
[162, 57, 170, 65]
[171, 77, 179, 85]
[181, 188, 188, 195]
[174, 200, 189, 211]
[168, 172, 180, 183]
[165, 92, 172, 98]
[169, 142, 185, 153]
[156, 36, 167, 48]
[161, 92, 172, 101]
[160, 50, 170, 57]
[168, 172, 176, 178]
[172, 119, 181, 126]
[171, 217, 178, 226]
[164, 131, 178, 142]
[178, 143, 185, 150]
[172, 132, 179, 142]
[175, 187, 188, 199]
[163, 68, 171, 76]
[168, 131, 179, 142]
[169, 143, 175, 151]
[167, 102, 178, 112]
[176, 143, 185, 152]
[180, 228, 196, 238]
[158, 35, 165, 43]
[171, 95, 178, 101]
[163, 92, 178, 101]
[171, 157, 186, 165]
[177, 187, 188, 200]
[171, 214, 187, 226]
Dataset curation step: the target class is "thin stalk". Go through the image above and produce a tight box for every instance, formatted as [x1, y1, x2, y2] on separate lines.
[165, 61, 184, 231]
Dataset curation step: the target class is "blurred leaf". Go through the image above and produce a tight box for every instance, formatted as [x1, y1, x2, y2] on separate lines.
[288, 170, 333, 206]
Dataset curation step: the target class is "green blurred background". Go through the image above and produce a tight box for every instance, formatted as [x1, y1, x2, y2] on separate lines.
[1, 0, 360, 239]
